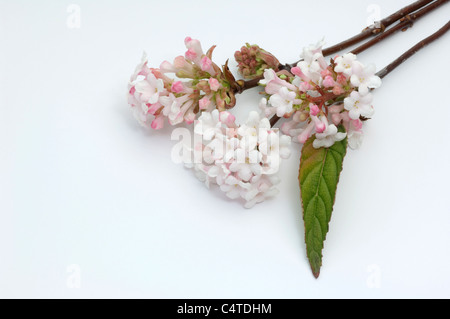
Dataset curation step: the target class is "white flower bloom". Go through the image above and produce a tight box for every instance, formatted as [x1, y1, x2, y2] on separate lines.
[297, 59, 321, 83]
[219, 175, 250, 199]
[313, 124, 347, 149]
[334, 53, 357, 77]
[130, 52, 149, 82]
[259, 97, 277, 118]
[134, 73, 165, 104]
[279, 135, 292, 159]
[194, 109, 222, 140]
[259, 131, 291, 160]
[237, 111, 267, 150]
[131, 103, 149, 127]
[259, 68, 276, 85]
[229, 148, 262, 181]
[344, 91, 374, 120]
[300, 39, 326, 61]
[350, 62, 382, 94]
[347, 130, 363, 150]
[190, 110, 291, 208]
[244, 176, 280, 208]
[268, 86, 296, 117]
[297, 39, 326, 82]
[213, 134, 239, 163]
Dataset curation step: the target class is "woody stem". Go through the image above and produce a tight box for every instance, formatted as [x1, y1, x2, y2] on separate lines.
[235, 0, 446, 92]
[376, 20, 450, 79]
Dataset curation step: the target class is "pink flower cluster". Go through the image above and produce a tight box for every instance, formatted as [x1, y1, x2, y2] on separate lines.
[127, 37, 236, 130]
[189, 110, 291, 208]
[259, 40, 381, 149]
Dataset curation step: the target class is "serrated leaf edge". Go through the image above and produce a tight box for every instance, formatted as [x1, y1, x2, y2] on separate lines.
[299, 133, 347, 278]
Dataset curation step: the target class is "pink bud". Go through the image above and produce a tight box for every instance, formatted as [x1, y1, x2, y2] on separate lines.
[199, 97, 211, 110]
[185, 48, 197, 61]
[184, 110, 196, 124]
[174, 56, 187, 69]
[160, 60, 176, 73]
[320, 69, 332, 78]
[323, 76, 335, 88]
[309, 104, 320, 116]
[299, 82, 311, 92]
[328, 104, 344, 114]
[337, 74, 348, 85]
[291, 66, 308, 82]
[298, 133, 309, 144]
[208, 78, 220, 91]
[150, 68, 164, 79]
[201, 56, 212, 72]
[171, 81, 184, 93]
[316, 122, 326, 133]
[312, 115, 326, 133]
[298, 122, 315, 143]
[331, 113, 342, 126]
[332, 86, 345, 95]
[184, 37, 204, 59]
[148, 103, 162, 115]
[151, 115, 164, 130]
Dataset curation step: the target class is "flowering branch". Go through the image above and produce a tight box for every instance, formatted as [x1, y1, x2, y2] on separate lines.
[234, 0, 447, 92]
[298, 21, 450, 278]
[126, 0, 450, 278]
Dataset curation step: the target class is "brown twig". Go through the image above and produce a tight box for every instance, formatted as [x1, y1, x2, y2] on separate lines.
[322, 0, 436, 56]
[377, 20, 450, 79]
[285, 0, 437, 69]
[270, 115, 281, 127]
[235, 78, 261, 91]
[351, 0, 449, 55]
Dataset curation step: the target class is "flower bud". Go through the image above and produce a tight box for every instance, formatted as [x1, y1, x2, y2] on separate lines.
[234, 44, 280, 79]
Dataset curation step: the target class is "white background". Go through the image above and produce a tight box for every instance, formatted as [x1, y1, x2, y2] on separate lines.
[1, 0, 450, 298]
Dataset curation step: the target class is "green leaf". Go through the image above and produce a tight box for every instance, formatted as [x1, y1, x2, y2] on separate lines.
[299, 127, 347, 278]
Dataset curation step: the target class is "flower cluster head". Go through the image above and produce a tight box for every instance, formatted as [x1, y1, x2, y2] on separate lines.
[234, 44, 280, 80]
[128, 37, 238, 130]
[188, 110, 291, 208]
[259, 40, 381, 149]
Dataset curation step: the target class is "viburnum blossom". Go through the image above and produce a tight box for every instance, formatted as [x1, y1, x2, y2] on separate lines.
[343, 90, 374, 120]
[350, 62, 382, 95]
[259, 40, 381, 150]
[188, 110, 291, 208]
[334, 53, 357, 77]
[269, 86, 296, 117]
[313, 124, 347, 148]
[128, 37, 238, 130]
